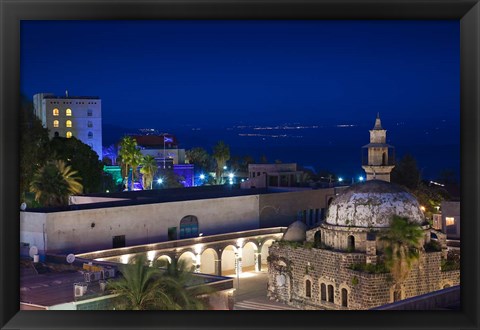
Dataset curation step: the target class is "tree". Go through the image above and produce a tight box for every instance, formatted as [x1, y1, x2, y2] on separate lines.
[30, 160, 83, 207]
[140, 155, 158, 190]
[118, 136, 142, 190]
[186, 147, 212, 172]
[379, 215, 424, 284]
[212, 141, 230, 185]
[391, 154, 421, 190]
[49, 137, 105, 193]
[107, 255, 178, 310]
[20, 95, 51, 202]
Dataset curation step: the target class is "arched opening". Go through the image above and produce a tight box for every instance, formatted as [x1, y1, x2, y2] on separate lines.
[200, 248, 218, 275]
[53, 108, 59, 116]
[53, 120, 59, 128]
[221, 245, 237, 275]
[382, 152, 387, 165]
[66, 131, 72, 138]
[393, 290, 402, 302]
[305, 279, 312, 298]
[178, 251, 196, 272]
[327, 284, 334, 303]
[66, 120, 72, 128]
[327, 197, 334, 207]
[242, 241, 258, 272]
[179, 215, 198, 239]
[261, 239, 275, 269]
[156, 255, 172, 266]
[54, 131, 59, 137]
[320, 283, 327, 301]
[341, 288, 348, 307]
[347, 235, 355, 252]
[431, 232, 438, 240]
[66, 108, 72, 116]
[314, 231, 322, 248]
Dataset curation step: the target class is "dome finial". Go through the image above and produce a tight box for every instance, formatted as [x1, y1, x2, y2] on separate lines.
[374, 113, 383, 130]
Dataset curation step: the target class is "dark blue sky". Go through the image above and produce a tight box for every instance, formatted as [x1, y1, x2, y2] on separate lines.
[21, 20, 459, 129]
[21, 20, 460, 179]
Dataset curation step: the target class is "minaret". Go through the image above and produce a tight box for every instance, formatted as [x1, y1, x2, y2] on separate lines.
[361, 113, 395, 182]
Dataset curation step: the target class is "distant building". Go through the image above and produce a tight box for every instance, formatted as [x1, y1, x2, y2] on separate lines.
[33, 92, 102, 159]
[362, 113, 395, 182]
[241, 163, 304, 189]
[441, 201, 460, 240]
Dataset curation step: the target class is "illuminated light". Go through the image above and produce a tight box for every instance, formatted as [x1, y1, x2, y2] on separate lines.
[446, 217, 455, 226]
[199, 233, 203, 237]
[157, 178, 163, 184]
[223, 166, 227, 170]
[420, 206, 426, 212]
[359, 176, 364, 181]
[106, 190, 110, 193]
[199, 174, 205, 180]
[241, 179, 245, 182]
[236, 238, 244, 248]
[228, 173, 234, 179]
[338, 177, 343, 182]
[121, 255, 130, 264]
[147, 251, 156, 261]
[194, 244, 203, 254]
[229, 180, 233, 185]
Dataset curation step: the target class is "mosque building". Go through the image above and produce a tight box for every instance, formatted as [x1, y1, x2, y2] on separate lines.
[266, 115, 460, 310]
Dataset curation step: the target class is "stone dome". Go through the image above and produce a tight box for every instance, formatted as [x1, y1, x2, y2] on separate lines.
[282, 221, 307, 242]
[325, 180, 424, 228]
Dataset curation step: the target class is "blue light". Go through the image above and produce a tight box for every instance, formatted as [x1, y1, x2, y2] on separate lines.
[228, 173, 234, 179]
[157, 178, 163, 184]
[338, 177, 343, 182]
[199, 174, 205, 180]
[359, 176, 364, 181]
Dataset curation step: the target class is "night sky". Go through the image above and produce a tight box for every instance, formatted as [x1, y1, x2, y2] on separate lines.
[21, 20, 460, 179]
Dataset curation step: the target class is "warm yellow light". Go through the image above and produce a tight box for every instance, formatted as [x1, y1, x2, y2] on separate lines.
[66, 108, 72, 116]
[420, 206, 426, 212]
[446, 217, 455, 226]
[66, 131, 72, 138]
[66, 120, 72, 128]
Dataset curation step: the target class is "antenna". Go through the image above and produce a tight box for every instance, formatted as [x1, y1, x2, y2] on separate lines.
[65, 90, 69, 97]
[66, 253, 76, 264]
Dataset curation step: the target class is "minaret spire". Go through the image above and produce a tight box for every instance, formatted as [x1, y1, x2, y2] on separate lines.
[373, 112, 383, 130]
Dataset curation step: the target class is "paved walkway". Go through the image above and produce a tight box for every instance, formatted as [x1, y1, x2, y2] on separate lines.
[226, 270, 299, 310]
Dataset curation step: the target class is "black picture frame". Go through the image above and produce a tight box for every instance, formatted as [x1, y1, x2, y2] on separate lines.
[1, 0, 479, 329]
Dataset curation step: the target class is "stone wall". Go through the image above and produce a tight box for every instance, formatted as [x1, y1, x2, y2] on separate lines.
[267, 244, 460, 310]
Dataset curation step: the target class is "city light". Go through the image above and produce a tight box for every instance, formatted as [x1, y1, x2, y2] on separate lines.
[228, 173, 234, 179]
[338, 177, 343, 182]
[199, 174, 205, 180]
[359, 176, 364, 181]
[157, 178, 163, 184]
[223, 166, 227, 170]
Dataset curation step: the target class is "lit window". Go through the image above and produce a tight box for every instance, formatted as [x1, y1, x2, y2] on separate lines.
[53, 120, 59, 128]
[53, 108, 59, 116]
[88, 132, 93, 139]
[446, 217, 455, 226]
[66, 109, 72, 116]
[66, 120, 72, 128]
[66, 131, 72, 138]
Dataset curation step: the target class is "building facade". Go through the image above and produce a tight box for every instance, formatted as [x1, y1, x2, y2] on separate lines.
[267, 180, 460, 310]
[33, 92, 103, 159]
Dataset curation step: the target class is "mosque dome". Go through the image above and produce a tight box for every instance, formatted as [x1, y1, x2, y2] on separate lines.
[282, 221, 307, 242]
[325, 180, 424, 228]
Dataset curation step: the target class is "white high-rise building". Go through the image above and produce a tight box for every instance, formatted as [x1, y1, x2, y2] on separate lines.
[33, 92, 102, 159]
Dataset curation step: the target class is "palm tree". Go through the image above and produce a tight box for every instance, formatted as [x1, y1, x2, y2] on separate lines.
[140, 155, 158, 190]
[212, 141, 230, 185]
[380, 215, 424, 284]
[156, 258, 212, 310]
[118, 137, 142, 191]
[29, 160, 83, 207]
[107, 255, 178, 310]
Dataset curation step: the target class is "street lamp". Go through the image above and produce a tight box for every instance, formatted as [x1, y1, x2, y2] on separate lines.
[157, 178, 163, 184]
[199, 174, 205, 180]
[358, 176, 364, 182]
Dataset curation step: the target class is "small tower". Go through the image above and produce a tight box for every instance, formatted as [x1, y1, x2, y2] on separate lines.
[361, 113, 395, 182]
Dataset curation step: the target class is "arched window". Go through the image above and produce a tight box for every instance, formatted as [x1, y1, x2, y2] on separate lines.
[320, 283, 327, 301]
[66, 131, 72, 138]
[314, 231, 321, 248]
[53, 108, 59, 116]
[347, 235, 355, 252]
[327, 285, 334, 303]
[88, 131, 93, 139]
[180, 215, 198, 239]
[53, 120, 59, 128]
[66, 120, 72, 128]
[305, 279, 311, 298]
[54, 132, 59, 137]
[341, 288, 348, 307]
[66, 108, 72, 116]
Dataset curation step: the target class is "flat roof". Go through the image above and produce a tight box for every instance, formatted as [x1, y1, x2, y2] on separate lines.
[24, 185, 272, 213]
